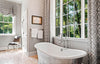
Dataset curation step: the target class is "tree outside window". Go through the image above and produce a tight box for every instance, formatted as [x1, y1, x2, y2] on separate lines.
[0, 13, 13, 34]
[56, 0, 88, 38]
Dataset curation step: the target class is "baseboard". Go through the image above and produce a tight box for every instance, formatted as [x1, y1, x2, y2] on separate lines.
[27, 51, 37, 56]
[0, 47, 7, 51]
[0, 46, 21, 51]
[0, 47, 37, 57]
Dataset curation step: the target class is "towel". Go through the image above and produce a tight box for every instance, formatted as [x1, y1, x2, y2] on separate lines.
[31, 29, 38, 38]
[38, 30, 43, 39]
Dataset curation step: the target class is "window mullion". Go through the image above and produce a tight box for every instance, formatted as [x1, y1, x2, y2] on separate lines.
[81, 0, 85, 38]
[12, 17, 15, 35]
[60, 0, 63, 37]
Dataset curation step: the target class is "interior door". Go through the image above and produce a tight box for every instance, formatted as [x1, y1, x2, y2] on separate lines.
[21, 10, 28, 52]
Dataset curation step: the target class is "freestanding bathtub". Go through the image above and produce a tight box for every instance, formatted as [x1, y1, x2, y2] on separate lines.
[34, 42, 87, 64]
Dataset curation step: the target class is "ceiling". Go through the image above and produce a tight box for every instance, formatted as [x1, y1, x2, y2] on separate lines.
[6, 0, 22, 4]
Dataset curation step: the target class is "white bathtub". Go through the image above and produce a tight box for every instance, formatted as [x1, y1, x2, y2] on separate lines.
[34, 42, 87, 64]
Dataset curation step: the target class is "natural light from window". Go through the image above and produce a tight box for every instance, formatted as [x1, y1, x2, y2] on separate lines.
[56, 0, 88, 38]
[0, 13, 14, 35]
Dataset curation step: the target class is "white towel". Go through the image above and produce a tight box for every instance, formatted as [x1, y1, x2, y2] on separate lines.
[31, 29, 38, 38]
[38, 30, 43, 39]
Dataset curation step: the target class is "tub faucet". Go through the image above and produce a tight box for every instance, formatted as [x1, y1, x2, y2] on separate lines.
[60, 33, 66, 48]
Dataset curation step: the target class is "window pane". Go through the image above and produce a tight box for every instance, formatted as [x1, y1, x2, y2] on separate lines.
[8, 16, 12, 22]
[75, 25, 81, 38]
[0, 23, 4, 33]
[56, 0, 58, 7]
[85, 24, 88, 38]
[3, 23, 12, 34]
[75, 11, 81, 24]
[63, 15, 67, 25]
[56, 18, 60, 26]
[68, 13, 74, 24]
[56, 27, 60, 36]
[68, 1, 74, 14]
[68, 26, 70, 37]
[85, 0, 88, 8]
[85, 9, 88, 23]
[56, 7, 60, 17]
[63, 27, 67, 37]
[68, 0, 72, 2]
[70, 25, 74, 37]
[8, 23, 12, 33]
[3, 23, 9, 34]
[4, 16, 8, 22]
[63, 0, 67, 4]
[75, 0, 81, 10]
[58, 0, 60, 6]
[63, 4, 67, 15]
[0, 13, 3, 21]
[56, 0, 60, 7]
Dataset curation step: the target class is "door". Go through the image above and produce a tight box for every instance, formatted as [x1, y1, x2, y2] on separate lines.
[21, 10, 28, 52]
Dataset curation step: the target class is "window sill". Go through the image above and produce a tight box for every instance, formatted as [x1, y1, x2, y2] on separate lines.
[54, 36, 89, 42]
[0, 34, 15, 36]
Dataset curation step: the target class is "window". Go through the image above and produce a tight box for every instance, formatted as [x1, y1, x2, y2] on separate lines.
[0, 13, 14, 35]
[55, 0, 88, 38]
[56, 0, 60, 36]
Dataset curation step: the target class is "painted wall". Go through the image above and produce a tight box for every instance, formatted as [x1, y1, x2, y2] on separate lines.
[27, 0, 45, 53]
[54, 37, 89, 51]
[21, 0, 50, 56]
[21, 0, 45, 55]
[0, 0, 21, 49]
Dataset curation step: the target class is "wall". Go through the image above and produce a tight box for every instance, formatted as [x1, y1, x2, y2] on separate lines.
[54, 37, 89, 51]
[21, 0, 50, 56]
[0, 0, 21, 50]
[27, 0, 45, 55]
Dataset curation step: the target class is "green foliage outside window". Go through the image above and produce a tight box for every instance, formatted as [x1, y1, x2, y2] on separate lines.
[85, 0, 88, 38]
[85, 0, 88, 8]
[70, 25, 74, 37]
[56, 0, 60, 7]
[3, 16, 12, 22]
[0, 14, 3, 21]
[56, 0, 88, 38]
[63, 0, 68, 4]
[62, 0, 81, 38]
[0, 13, 13, 34]
[56, 0, 60, 36]
[75, 0, 81, 10]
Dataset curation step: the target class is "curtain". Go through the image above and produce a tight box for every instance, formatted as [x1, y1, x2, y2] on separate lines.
[88, 0, 98, 64]
[43, 0, 50, 42]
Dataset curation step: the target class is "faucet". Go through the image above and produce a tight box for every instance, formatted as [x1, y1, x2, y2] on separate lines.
[59, 33, 69, 51]
[60, 33, 66, 48]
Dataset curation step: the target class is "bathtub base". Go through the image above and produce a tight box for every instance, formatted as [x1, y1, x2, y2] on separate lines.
[35, 43, 86, 64]
[37, 50, 72, 64]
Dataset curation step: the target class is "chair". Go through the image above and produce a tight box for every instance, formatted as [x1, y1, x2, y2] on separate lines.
[8, 36, 21, 49]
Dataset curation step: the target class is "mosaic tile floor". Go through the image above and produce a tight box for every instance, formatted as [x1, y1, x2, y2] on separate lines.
[0, 49, 38, 64]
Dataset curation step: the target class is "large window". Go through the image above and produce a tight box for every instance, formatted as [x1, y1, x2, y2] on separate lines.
[56, 0, 60, 36]
[56, 0, 88, 38]
[0, 13, 14, 35]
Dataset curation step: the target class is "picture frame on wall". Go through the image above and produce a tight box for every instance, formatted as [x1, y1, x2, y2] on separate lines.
[32, 15, 42, 25]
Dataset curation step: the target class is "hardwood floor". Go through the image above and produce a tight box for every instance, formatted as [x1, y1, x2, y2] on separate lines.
[0, 49, 38, 64]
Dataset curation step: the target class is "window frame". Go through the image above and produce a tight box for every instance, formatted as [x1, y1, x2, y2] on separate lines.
[0, 15, 15, 35]
[55, 0, 88, 39]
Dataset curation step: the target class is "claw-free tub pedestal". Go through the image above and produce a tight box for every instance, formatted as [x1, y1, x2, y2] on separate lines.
[35, 42, 87, 64]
